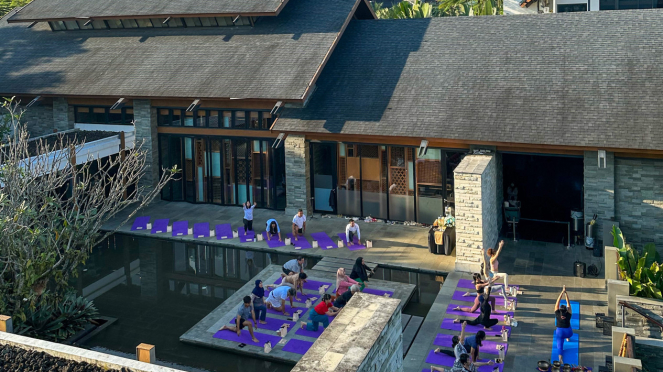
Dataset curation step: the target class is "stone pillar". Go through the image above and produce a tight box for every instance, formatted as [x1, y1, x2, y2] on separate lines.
[607, 280, 629, 318]
[605, 246, 620, 283]
[584, 150, 615, 242]
[284, 135, 311, 216]
[454, 154, 498, 273]
[613, 356, 642, 372]
[133, 100, 159, 190]
[611, 327, 636, 356]
[495, 152, 504, 232]
[20, 103, 55, 137]
[52, 97, 74, 132]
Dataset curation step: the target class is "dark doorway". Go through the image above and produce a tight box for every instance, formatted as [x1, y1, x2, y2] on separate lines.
[310, 142, 337, 213]
[502, 153, 583, 243]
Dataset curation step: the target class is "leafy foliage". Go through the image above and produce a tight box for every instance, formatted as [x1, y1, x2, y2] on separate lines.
[0, 0, 31, 17]
[372, 0, 433, 18]
[612, 226, 663, 299]
[371, 0, 502, 18]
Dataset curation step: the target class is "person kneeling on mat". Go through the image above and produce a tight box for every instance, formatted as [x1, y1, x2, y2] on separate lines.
[429, 353, 493, 372]
[218, 296, 259, 343]
[300, 294, 339, 331]
[345, 219, 361, 247]
[554, 285, 574, 365]
[332, 285, 361, 308]
[268, 272, 308, 297]
[266, 286, 297, 316]
[265, 218, 282, 242]
[463, 330, 487, 363]
[282, 256, 305, 276]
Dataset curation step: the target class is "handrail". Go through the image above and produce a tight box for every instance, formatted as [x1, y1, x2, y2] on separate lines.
[619, 300, 663, 329]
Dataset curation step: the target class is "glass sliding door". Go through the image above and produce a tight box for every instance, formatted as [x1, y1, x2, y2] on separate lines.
[223, 139, 235, 205]
[235, 139, 251, 204]
[184, 138, 195, 203]
[194, 139, 208, 202]
[361, 145, 387, 219]
[416, 149, 444, 223]
[389, 147, 415, 221]
[337, 143, 361, 216]
[159, 135, 184, 201]
[209, 139, 223, 204]
[311, 143, 336, 213]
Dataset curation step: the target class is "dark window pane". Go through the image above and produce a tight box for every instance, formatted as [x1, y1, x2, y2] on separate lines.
[109, 109, 123, 124]
[92, 107, 107, 123]
[107, 19, 123, 29]
[234, 111, 246, 128]
[52, 21, 66, 30]
[75, 107, 90, 123]
[64, 20, 79, 30]
[91, 20, 107, 29]
[639, 0, 653, 8]
[209, 111, 219, 128]
[157, 109, 170, 126]
[184, 111, 194, 127]
[261, 112, 272, 129]
[658, 0, 663, 8]
[124, 108, 134, 124]
[172, 109, 182, 126]
[151, 18, 165, 27]
[600, 0, 616, 8]
[196, 110, 206, 127]
[136, 18, 153, 27]
[618, 0, 638, 8]
[557, 3, 587, 11]
[121, 19, 139, 28]
[249, 112, 259, 129]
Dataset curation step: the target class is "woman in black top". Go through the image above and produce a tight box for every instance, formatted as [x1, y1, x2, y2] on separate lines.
[455, 273, 496, 315]
[349, 257, 374, 291]
[466, 289, 499, 330]
[554, 285, 573, 364]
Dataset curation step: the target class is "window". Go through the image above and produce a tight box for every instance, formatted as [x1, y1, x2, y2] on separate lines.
[92, 107, 107, 123]
[49, 16, 256, 32]
[109, 109, 123, 124]
[261, 112, 272, 129]
[64, 21, 79, 30]
[234, 111, 246, 128]
[172, 109, 182, 126]
[209, 111, 219, 128]
[76, 20, 94, 30]
[107, 19, 123, 29]
[74, 106, 134, 125]
[196, 111, 206, 127]
[136, 19, 153, 28]
[121, 19, 139, 28]
[557, 3, 587, 11]
[91, 20, 107, 29]
[249, 112, 259, 129]
[156, 108, 271, 129]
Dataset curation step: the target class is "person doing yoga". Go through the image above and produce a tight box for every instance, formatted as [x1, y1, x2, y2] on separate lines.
[455, 273, 496, 313]
[268, 272, 308, 297]
[433, 321, 473, 368]
[462, 330, 486, 363]
[456, 290, 499, 332]
[487, 240, 509, 291]
[350, 257, 374, 291]
[266, 286, 296, 316]
[336, 268, 358, 297]
[218, 296, 260, 343]
[300, 294, 339, 332]
[554, 285, 574, 365]
[265, 219, 282, 242]
[430, 353, 493, 372]
[462, 248, 509, 305]
[250, 280, 268, 325]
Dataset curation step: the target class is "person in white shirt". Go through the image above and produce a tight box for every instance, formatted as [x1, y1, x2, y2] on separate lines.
[292, 209, 306, 242]
[346, 219, 361, 246]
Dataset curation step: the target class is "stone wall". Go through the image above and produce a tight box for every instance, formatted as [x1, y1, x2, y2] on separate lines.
[52, 97, 74, 133]
[454, 154, 498, 273]
[20, 104, 55, 137]
[616, 296, 663, 339]
[584, 150, 615, 241]
[615, 157, 663, 248]
[134, 100, 159, 190]
[291, 293, 402, 372]
[284, 135, 311, 216]
[495, 152, 503, 233]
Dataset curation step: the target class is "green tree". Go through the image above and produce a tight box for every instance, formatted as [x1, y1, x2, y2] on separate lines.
[372, 1, 433, 19]
[0, 0, 32, 17]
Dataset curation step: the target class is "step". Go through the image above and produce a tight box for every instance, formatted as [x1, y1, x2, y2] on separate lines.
[402, 315, 424, 356]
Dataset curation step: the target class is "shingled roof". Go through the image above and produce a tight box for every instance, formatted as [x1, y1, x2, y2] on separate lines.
[0, 0, 363, 101]
[9, 0, 288, 22]
[274, 10, 663, 151]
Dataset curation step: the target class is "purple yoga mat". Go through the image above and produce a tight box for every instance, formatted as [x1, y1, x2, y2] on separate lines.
[151, 219, 169, 234]
[266, 303, 303, 316]
[213, 329, 282, 348]
[363, 288, 394, 297]
[262, 232, 286, 248]
[238, 227, 255, 243]
[336, 233, 366, 251]
[439, 318, 511, 337]
[434, 333, 508, 355]
[310, 232, 336, 250]
[286, 234, 313, 249]
[457, 279, 519, 294]
[172, 221, 189, 236]
[282, 338, 314, 355]
[295, 325, 324, 338]
[131, 216, 150, 231]
[215, 224, 233, 240]
[265, 290, 318, 304]
[446, 304, 513, 320]
[228, 317, 295, 332]
[425, 350, 504, 372]
[274, 277, 333, 292]
[193, 222, 210, 238]
[452, 290, 517, 308]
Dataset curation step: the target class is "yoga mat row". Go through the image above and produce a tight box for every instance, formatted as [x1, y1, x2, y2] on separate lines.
[131, 217, 367, 251]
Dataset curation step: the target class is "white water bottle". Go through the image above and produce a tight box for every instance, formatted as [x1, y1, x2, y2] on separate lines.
[264, 341, 272, 353]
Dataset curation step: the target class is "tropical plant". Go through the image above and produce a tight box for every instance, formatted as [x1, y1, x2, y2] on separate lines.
[372, 1, 433, 19]
[0, 0, 31, 17]
[612, 226, 663, 299]
[436, 0, 502, 16]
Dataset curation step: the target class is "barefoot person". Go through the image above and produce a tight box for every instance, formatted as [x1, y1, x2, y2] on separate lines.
[459, 290, 499, 332]
[350, 257, 374, 291]
[242, 201, 257, 235]
[554, 285, 574, 365]
[455, 273, 496, 314]
[463, 329, 487, 363]
[268, 272, 308, 297]
[292, 209, 306, 242]
[300, 294, 339, 332]
[282, 256, 305, 276]
[433, 321, 470, 366]
[266, 286, 297, 316]
[487, 240, 509, 291]
[265, 219, 282, 242]
[428, 353, 494, 372]
[250, 280, 268, 325]
[218, 296, 259, 343]
[335, 268, 358, 297]
[345, 219, 361, 247]
[332, 285, 361, 308]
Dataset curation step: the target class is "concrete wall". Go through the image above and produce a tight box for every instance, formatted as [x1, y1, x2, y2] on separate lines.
[0, 332, 184, 372]
[584, 150, 615, 242]
[134, 99, 159, 190]
[20, 104, 55, 137]
[291, 293, 402, 372]
[616, 295, 663, 339]
[284, 135, 311, 216]
[615, 157, 663, 249]
[454, 154, 498, 273]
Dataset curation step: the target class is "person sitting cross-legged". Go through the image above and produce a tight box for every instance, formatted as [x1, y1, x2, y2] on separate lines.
[218, 296, 260, 343]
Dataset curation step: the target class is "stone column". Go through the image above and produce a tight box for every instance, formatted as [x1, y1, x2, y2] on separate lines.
[52, 97, 74, 132]
[284, 135, 311, 216]
[584, 150, 615, 242]
[454, 154, 498, 273]
[133, 100, 159, 190]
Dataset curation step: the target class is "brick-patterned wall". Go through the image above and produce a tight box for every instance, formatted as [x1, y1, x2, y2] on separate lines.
[20, 104, 54, 137]
[617, 297, 663, 339]
[134, 100, 159, 190]
[615, 157, 663, 249]
[584, 150, 615, 242]
[495, 152, 504, 233]
[284, 135, 310, 216]
[454, 154, 498, 272]
[52, 97, 74, 132]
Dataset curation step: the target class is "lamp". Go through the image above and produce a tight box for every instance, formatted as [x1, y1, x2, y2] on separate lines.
[110, 98, 126, 110]
[186, 99, 201, 112]
[26, 96, 42, 108]
[598, 150, 607, 169]
[270, 101, 284, 116]
[272, 133, 286, 149]
[418, 140, 429, 157]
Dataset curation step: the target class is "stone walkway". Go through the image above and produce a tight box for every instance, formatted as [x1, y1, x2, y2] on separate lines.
[406, 240, 612, 372]
[103, 200, 455, 274]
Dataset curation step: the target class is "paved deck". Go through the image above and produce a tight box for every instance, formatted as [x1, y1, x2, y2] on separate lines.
[405, 240, 612, 372]
[103, 200, 454, 274]
[180, 264, 416, 365]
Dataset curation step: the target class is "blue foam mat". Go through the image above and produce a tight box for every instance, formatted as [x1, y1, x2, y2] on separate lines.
[555, 301, 580, 329]
[550, 332, 579, 365]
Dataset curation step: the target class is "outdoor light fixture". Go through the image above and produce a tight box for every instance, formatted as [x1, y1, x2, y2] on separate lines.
[272, 133, 286, 149]
[270, 101, 284, 116]
[163, 17, 171, 25]
[26, 96, 42, 108]
[418, 139, 429, 157]
[110, 98, 126, 110]
[27, 21, 38, 28]
[186, 99, 201, 112]
[84, 19, 93, 26]
[598, 150, 607, 169]
[232, 15, 241, 24]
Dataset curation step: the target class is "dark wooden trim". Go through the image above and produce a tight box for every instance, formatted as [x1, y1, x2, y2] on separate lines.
[0, 93, 302, 104]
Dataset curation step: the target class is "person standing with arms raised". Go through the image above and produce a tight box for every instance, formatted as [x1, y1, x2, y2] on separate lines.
[292, 209, 306, 242]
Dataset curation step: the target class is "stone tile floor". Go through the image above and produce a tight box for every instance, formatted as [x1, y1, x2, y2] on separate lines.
[406, 240, 612, 372]
[103, 200, 455, 274]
